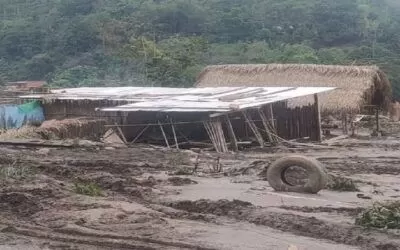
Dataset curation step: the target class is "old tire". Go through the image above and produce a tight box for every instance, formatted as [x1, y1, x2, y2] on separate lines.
[267, 155, 328, 194]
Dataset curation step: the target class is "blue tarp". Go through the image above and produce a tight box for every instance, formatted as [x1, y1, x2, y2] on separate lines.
[0, 101, 45, 129]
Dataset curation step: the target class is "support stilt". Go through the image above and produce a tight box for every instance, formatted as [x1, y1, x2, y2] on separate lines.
[131, 125, 149, 144]
[170, 118, 179, 149]
[114, 123, 128, 144]
[158, 121, 170, 148]
[242, 111, 264, 148]
[225, 115, 238, 152]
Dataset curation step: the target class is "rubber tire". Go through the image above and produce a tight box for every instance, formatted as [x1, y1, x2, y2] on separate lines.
[267, 155, 328, 194]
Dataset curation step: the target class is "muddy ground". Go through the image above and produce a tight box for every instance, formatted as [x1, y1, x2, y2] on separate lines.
[1, 134, 400, 249]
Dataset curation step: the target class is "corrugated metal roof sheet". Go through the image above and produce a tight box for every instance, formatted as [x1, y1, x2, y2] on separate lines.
[21, 86, 335, 113]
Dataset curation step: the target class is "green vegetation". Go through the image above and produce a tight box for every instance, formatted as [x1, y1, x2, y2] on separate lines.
[0, 164, 36, 180]
[356, 201, 400, 229]
[1, 0, 400, 98]
[327, 175, 360, 192]
[74, 181, 102, 196]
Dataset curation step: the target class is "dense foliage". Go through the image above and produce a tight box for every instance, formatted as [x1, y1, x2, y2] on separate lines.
[0, 0, 400, 98]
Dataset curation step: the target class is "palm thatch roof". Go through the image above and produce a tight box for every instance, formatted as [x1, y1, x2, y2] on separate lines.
[196, 64, 392, 114]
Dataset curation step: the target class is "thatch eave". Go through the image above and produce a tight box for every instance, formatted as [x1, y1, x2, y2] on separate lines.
[196, 64, 392, 115]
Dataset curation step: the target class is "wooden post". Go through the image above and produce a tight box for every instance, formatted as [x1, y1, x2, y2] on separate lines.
[258, 109, 273, 143]
[269, 104, 275, 130]
[204, 118, 228, 153]
[314, 94, 322, 142]
[225, 115, 238, 152]
[243, 111, 264, 148]
[204, 121, 217, 151]
[158, 121, 170, 148]
[375, 106, 380, 134]
[170, 118, 179, 149]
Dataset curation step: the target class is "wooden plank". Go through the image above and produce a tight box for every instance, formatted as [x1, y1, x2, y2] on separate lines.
[225, 115, 238, 152]
[258, 109, 273, 143]
[314, 94, 322, 142]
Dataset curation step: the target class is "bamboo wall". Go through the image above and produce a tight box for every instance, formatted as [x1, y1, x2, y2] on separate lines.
[274, 102, 320, 141]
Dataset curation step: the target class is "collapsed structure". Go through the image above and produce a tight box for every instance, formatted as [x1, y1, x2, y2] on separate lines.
[21, 86, 333, 152]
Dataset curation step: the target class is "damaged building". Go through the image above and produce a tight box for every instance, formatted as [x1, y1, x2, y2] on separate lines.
[21, 86, 333, 152]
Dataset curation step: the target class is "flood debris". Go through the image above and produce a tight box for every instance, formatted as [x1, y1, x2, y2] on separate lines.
[0, 132, 399, 249]
[356, 201, 400, 229]
[327, 175, 360, 192]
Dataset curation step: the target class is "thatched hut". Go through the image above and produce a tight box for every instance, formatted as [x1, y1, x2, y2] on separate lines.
[196, 64, 392, 116]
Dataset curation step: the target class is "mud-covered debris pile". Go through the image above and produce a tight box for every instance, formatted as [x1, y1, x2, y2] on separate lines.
[38, 118, 106, 140]
[356, 201, 400, 229]
[166, 199, 254, 217]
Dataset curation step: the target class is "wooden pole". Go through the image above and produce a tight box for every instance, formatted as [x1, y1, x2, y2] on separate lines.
[114, 123, 128, 144]
[158, 121, 170, 148]
[375, 106, 380, 134]
[258, 109, 273, 144]
[314, 94, 322, 142]
[204, 121, 218, 152]
[243, 111, 264, 148]
[204, 119, 228, 153]
[225, 115, 238, 152]
[131, 125, 149, 144]
[170, 118, 179, 149]
[269, 104, 276, 130]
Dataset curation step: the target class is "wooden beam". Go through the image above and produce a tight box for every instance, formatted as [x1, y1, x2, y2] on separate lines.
[314, 94, 322, 142]
[225, 115, 238, 152]
[242, 111, 264, 148]
[158, 121, 170, 148]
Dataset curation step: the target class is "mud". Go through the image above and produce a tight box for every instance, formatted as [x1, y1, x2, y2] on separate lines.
[166, 199, 400, 250]
[167, 177, 198, 186]
[279, 205, 364, 216]
[0, 193, 42, 217]
[0, 135, 400, 249]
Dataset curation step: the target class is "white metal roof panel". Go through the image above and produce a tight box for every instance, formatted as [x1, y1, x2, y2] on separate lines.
[97, 87, 335, 113]
[20, 86, 335, 113]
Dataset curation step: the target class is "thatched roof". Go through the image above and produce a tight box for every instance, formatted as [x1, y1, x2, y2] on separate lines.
[196, 64, 392, 114]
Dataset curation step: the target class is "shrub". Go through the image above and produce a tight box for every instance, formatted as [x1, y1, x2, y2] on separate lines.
[356, 201, 400, 229]
[327, 175, 359, 192]
[74, 181, 102, 196]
